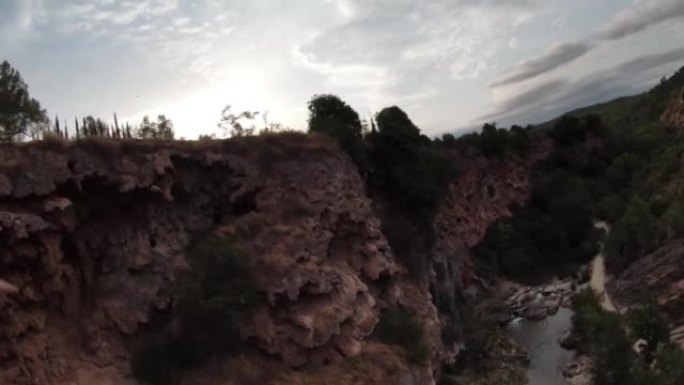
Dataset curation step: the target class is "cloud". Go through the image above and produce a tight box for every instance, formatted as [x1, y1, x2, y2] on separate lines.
[479, 79, 566, 121]
[492, 0, 684, 87]
[491, 41, 592, 87]
[599, 0, 684, 40]
[295, 0, 538, 107]
[481, 46, 684, 125]
[617, 46, 684, 73]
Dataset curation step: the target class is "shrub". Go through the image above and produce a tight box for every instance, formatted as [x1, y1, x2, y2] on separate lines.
[570, 289, 684, 385]
[132, 235, 259, 384]
[375, 308, 429, 365]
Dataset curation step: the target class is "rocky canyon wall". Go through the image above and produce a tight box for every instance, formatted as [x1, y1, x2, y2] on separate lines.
[0, 135, 438, 385]
[431, 139, 551, 356]
[608, 240, 684, 348]
[0, 134, 549, 385]
[662, 86, 684, 132]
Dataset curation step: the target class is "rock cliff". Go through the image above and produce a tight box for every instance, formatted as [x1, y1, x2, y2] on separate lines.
[0, 134, 548, 384]
[0, 135, 438, 385]
[608, 239, 684, 348]
[662, 87, 684, 132]
[431, 139, 550, 354]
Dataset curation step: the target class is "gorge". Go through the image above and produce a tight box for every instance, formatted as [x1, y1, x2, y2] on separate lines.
[0, 65, 684, 385]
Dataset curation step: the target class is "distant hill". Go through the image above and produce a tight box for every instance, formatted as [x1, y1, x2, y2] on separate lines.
[539, 65, 684, 132]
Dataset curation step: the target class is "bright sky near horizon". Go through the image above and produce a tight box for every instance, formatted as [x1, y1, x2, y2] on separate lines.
[1, 0, 683, 138]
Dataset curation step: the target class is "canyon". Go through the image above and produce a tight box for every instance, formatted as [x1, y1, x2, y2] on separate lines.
[0, 133, 546, 385]
[1, 83, 683, 385]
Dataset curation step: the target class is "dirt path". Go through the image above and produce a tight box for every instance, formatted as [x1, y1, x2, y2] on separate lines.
[589, 222, 616, 312]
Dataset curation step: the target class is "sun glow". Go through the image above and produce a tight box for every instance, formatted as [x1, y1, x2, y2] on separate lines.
[125, 65, 299, 139]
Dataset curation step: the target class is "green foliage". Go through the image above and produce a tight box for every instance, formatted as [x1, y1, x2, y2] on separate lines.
[0, 60, 48, 141]
[637, 346, 684, 385]
[548, 115, 605, 146]
[374, 308, 429, 365]
[540, 66, 684, 134]
[375, 106, 421, 142]
[451, 123, 531, 159]
[367, 106, 457, 277]
[626, 299, 670, 365]
[605, 196, 657, 272]
[474, 202, 599, 283]
[474, 135, 604, 282]
[571, 289, 684, 385]
[137, 115, 175, 140]
[306, 94, 367, 171]
[132, 235, 259, 385]
[218, 105, 261, 137]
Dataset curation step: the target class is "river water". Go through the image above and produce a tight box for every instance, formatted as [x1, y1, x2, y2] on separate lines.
[507, 308, 575, 385]
[505, 221, 615, 385]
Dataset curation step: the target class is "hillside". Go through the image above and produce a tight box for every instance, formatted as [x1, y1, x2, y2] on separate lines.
[539, 65, 684, 133]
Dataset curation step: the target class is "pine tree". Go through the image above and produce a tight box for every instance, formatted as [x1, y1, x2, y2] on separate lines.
[0, 61, 48, 141]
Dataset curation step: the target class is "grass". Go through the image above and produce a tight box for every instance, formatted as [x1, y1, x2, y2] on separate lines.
[0, 131, 341, 175]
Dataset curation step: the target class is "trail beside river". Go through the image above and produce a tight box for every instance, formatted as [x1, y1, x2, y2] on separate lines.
[590, 222, 616, 312]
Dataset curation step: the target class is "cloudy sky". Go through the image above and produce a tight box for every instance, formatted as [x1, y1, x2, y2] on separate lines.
[1, 0, 683, 138]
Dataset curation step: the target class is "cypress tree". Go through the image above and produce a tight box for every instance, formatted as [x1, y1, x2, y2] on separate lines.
[54, 115, 61, 136]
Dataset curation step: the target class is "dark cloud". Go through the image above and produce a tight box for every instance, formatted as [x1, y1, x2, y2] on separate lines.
[478, 79, 566, 121]
[599, 0, 684, 40]
[491, 0, 684, 88]
[616, 47, 684, 73]
[482, 47, 684, 125]
[490, 42, 591, 88]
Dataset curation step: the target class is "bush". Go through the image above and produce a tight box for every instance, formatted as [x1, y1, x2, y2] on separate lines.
[570, 289, 684, 385]
[605, 196, 657, 272]
[452, 123, 531, 159]
[375, 308, 429, 365]
[132, 235, 260, 384]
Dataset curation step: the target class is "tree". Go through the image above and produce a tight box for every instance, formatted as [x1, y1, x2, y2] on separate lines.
[137, 115, 175, 140]
[0, 61, 48, 141]
[155, 115, 174, 140]
[375, 106, 420, 142]
[626, 299, 670, 365]
[606, 196, 657, 272]
[307, 94, 366, 171]
[307, 94, 362, 139]
[218, 105, 259, 137]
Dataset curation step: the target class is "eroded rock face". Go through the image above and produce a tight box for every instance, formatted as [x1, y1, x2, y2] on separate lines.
[662, 86, 684, 131]
[430, 139, 550, 357]
[608, 239, 684, 348]
[0, 137, 432, 385]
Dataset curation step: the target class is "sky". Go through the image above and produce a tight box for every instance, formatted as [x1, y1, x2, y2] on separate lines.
[1, 0, 683, 138]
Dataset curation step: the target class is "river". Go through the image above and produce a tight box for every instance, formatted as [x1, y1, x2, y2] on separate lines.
[506, 221, 615, 385]
[507, 309, 575, 385]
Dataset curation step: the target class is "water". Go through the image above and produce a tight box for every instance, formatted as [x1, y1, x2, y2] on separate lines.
[507, 308, 574, 385]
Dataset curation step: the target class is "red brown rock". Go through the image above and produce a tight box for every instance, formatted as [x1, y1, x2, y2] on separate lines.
[0, 136, 435, 385]
[608, 239, 684, 348]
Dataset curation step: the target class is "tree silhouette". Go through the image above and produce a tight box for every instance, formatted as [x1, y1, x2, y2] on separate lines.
[375, 106, 420, 142]
[137, 115, 175, 140]
[217, 105, 259, 137]
[307, 94, 367, 171]
[0, 61, 48, 141]
[307, 94, 362, 140]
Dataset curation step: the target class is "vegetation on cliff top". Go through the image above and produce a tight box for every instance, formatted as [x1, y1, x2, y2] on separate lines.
[307, 94, 459, 278]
